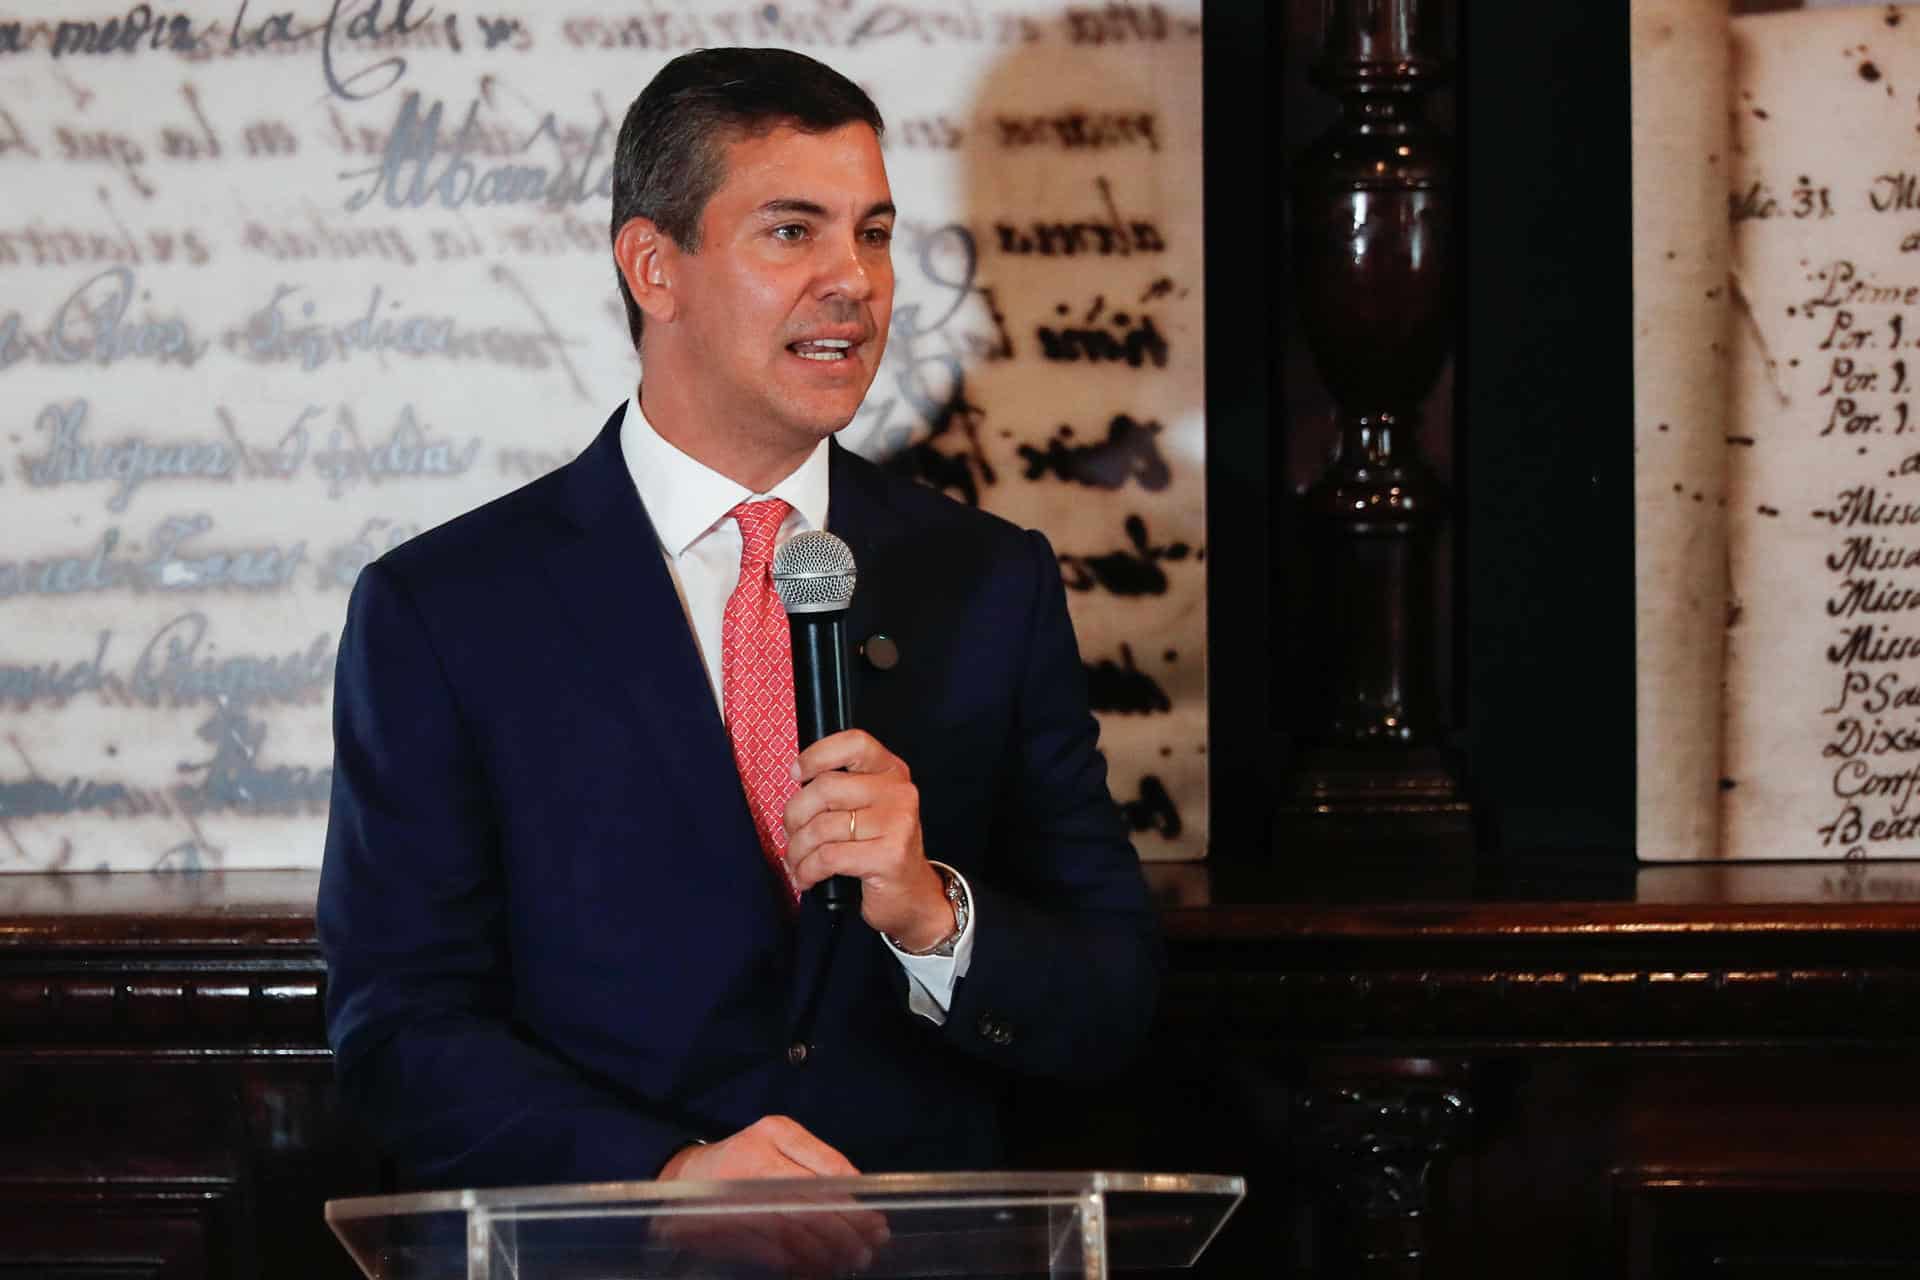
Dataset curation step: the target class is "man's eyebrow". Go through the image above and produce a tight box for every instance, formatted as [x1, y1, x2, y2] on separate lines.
[757, 198, 830, 219]
[754, 198, 897, 221]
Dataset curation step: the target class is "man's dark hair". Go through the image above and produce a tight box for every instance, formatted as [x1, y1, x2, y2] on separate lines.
[610, 48, 885, 350]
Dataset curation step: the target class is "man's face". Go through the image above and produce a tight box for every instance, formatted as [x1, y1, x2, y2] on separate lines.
[668, 121, 895, 455]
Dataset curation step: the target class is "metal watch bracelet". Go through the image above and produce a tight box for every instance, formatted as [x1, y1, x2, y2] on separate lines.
[886, 863, 968, 957]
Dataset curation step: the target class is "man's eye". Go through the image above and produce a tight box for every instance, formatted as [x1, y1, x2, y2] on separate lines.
[862, 226, 894, 247]
[773, 224, 807, 242]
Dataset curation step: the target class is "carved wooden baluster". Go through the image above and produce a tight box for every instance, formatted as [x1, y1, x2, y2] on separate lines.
[1284, 0, 1469, 837]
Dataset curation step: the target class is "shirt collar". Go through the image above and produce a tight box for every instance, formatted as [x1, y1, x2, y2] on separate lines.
[619, 390, 831, 557]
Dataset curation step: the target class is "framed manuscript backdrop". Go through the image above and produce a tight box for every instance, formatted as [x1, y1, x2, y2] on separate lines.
[0, 1, 1207, 872]
[1630, 0, 1920, 860]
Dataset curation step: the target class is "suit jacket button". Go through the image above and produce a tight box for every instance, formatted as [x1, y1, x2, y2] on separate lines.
[976, 1014, 1013, 1046]
[787, 1041, 810, 1065]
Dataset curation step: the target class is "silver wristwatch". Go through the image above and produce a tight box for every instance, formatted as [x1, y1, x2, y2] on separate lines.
[887, 863, 969, 957]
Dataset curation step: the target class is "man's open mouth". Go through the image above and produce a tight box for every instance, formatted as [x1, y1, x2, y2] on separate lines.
[789, 338, 855, 362]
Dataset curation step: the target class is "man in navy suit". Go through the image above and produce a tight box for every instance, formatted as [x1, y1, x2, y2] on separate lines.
[318, 47, 1159, 1191]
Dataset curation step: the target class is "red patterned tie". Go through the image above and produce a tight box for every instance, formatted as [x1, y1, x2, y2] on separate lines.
[722, 498, 801, 905]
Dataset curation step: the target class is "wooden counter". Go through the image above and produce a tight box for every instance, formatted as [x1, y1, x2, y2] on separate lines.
[7, 861, 1920, 1277]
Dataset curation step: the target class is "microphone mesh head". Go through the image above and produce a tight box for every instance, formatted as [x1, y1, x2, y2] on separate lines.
[771, 529, 857, 614]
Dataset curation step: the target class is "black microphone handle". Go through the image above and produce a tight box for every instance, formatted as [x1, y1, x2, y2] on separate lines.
[789, 609, 860, 911]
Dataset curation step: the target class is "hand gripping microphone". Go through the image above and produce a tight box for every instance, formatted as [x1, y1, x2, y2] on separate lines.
[771, 530, 860, 912]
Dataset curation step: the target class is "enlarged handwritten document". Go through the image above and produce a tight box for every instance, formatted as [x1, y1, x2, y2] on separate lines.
[1636, 1, 1920, 859]
[0, 2, 1206, 871]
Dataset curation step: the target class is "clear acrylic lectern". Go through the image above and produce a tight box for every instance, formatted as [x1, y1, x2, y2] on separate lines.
[327, 1171, 1244, 1278]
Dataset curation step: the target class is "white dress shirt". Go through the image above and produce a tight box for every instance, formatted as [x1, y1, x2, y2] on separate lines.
[618, 393, 973, 1023]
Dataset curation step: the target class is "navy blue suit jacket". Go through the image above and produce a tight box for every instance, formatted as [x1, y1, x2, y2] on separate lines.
[317, 407, 1160, 1188]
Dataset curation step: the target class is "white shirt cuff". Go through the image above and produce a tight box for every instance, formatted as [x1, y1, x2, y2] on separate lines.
[884, 862, 975, 1025]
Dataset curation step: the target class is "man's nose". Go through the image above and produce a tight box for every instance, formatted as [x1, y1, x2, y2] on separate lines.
[819, 237, 876, 302]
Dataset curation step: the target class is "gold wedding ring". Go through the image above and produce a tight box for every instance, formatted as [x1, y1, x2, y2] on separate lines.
[849, 809, 858, 842]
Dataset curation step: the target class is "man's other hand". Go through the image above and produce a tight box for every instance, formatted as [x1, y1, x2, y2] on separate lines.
[657, 1115, 858, 1180]
[783, 729, 953, 950]
[654, 1117, 886, 1274]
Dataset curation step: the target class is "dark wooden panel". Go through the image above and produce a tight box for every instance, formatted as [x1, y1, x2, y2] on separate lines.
[0, 1192, 225, 1280]
[0, 873, 370, 1279]
[10, 868, 1920, 1277]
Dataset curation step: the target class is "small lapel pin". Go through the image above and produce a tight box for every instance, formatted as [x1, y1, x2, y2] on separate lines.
[860, 633, 900, 671]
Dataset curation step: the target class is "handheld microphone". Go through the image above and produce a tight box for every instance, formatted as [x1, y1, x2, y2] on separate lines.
[771, 530, 860, 911]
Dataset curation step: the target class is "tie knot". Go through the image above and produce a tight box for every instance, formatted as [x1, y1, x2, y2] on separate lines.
[730, 498, 791, 573]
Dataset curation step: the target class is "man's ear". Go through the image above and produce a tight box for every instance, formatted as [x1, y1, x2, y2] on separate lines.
[615, 216, 680, 325]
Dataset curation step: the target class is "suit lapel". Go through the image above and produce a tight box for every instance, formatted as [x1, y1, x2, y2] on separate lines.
[826, 437, 907, 692]
[785, 441, 913, 1030]
[532, 408, 774, 908]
